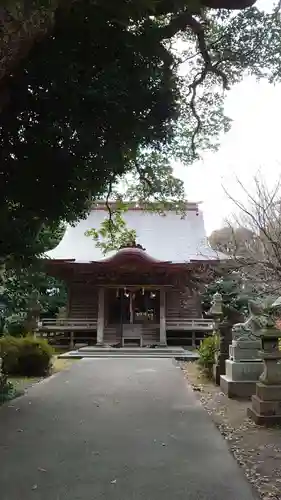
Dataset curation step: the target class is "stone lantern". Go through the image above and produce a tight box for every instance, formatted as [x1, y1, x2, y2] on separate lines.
[26, 290, 42, 335]
[209, 292, 223, 316]
[208, 292, 223, 331]
[248, 296, 281, 425]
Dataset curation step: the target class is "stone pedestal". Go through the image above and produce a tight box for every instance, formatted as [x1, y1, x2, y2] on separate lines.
[212, 320, 232, 385]
[248, 333, 281, 425]
[220, 339, 263, 399]
[248, 381, 281, 425]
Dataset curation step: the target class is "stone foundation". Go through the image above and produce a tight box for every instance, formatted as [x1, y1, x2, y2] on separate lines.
[220, 359, 263, 399]
[248, 382, 281, 425]
[229, 340, 261, 361]
[225, 359, 263, 381]
[220, 376, 257, 399]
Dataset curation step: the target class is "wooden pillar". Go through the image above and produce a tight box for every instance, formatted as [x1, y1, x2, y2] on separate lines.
[96, 287, 105, 346]
[70, 331, 74, 350]
[159, 288, 167, 346]
[129, 292, 133, 324]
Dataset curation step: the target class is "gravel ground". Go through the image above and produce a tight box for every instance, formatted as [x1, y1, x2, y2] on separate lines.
[182, 362, 281, 500]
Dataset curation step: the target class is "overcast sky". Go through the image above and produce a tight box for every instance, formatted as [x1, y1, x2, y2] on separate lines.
[174, 0, 280, 236]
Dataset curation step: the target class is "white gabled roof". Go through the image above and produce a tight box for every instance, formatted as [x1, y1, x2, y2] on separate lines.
[46, 205, 227, 263]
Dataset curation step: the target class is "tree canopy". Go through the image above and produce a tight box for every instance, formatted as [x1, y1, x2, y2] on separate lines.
[209, 226, 256, 257]
[1, 0, 281, 262]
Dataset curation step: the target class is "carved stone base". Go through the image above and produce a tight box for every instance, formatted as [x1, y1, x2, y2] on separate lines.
[229, 340, 261, 362]
[259, 353, 281, 385]
[220, 359, 263, 399]
[248, 382, 281, 425]
[225, 359, 263, 381]
[220, 376, 257, 399]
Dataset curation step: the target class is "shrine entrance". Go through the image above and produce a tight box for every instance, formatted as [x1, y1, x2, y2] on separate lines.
[106, 288, 160, 326]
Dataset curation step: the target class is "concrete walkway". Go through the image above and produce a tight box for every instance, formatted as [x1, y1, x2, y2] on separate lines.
[0, 359, 257, 500]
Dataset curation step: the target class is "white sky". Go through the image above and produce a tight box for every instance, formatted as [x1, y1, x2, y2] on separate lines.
[174, 0, 281, 236]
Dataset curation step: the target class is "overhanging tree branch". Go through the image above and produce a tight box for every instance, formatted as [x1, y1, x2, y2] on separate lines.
[158, 9, 229, 157]
[159, 10, 229, 89]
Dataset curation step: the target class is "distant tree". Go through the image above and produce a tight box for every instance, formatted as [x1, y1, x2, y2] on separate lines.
[219, 175, 281, 296]
[209, 226, 257, 257]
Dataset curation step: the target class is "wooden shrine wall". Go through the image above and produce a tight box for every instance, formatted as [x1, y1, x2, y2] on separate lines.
[68, 284, 98, 319]
[166, 288, 202, 319]
[67, 284, 202, 321]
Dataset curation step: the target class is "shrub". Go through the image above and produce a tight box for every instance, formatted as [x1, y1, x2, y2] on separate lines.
[4, 313, 27, 337]
[0, 336, 54, 377]
[0, 336, 19, 374]
[197, 334, 219, 374]
[0, 379, 21, 405]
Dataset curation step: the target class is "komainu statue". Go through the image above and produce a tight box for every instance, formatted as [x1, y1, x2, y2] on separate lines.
[232, 300, 269, 342]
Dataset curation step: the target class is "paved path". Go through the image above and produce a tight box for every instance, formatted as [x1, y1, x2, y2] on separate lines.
[0, 359, 257, 500]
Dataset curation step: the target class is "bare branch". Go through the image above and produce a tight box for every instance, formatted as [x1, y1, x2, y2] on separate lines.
[220, 174, 281, 294]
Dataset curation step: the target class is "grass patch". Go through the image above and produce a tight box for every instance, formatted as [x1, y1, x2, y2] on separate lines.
[52, 355, 77, 373]
[53, 347, 69, 355]
[9, 375, 41, 393]
[2, 355, 77, 402]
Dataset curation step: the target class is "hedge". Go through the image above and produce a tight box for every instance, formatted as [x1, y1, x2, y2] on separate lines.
[0, 336, 54, 377]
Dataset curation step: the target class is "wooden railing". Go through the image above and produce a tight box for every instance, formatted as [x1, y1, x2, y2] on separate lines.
[166, 318, 213, 331]
[37, 318, 98, 350]
[38, 318, 97, 331]
[37, 317, 213, 350]
[39, 317, 212, 332]
[166, 317, 213, 348]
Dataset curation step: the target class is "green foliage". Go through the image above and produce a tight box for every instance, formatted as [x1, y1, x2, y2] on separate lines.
[86, 164, 188, 255]
[0, 367, 9, 402]
[4, 313, 27, 337]
[2, 2, 280, 262]
[0, 0, 180, 262]
[197, 334, 219, 373]
[201, 276, 250, 318]
[2, 266, 67, 318]
[0, 336, 54, 377]
[0, 379, 20, 405]
[0, 223, 67, 322]
[86, 203, 137, 255]
[123, 151, 187, 208]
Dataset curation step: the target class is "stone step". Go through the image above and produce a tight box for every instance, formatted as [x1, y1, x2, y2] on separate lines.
[78, 346, 185, 355]
[59, 349, 198, 360]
